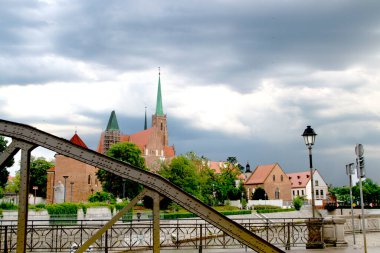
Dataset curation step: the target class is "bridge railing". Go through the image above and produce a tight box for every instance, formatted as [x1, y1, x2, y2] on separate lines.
[0, 217, 322, 252]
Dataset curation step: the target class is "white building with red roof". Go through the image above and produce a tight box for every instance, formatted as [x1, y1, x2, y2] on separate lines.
[287, 170, 328, 206]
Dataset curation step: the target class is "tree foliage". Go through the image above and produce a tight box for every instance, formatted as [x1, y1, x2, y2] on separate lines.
[330, 178, 380, 206]
[30, 157, 54, 197]
[0, 136, 14, 188]
[96, 142, 147, 199]
[5, 171, 20, 193]
[252, 187, 268, 200]
[157, 153, 244, 206]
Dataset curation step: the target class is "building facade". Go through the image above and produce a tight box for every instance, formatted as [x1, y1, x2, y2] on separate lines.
[287, 170, 328, 206]
[244, 163, 292, 201]
[46, 133, 102, 204]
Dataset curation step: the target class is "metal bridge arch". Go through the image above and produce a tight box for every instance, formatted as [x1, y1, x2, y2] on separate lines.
[0, 119, 284, 253]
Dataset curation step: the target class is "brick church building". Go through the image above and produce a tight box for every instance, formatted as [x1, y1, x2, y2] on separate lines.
[97, 71, 176, 171]
[46, 72, 175, 203]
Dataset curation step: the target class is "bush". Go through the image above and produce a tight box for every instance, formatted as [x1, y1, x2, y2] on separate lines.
[293, 197, 303, 211]
[0, 202, 18, 210]
[88, 191, 115, 203]
[257, 208, 295, 214]
[253, 205, 279, 210]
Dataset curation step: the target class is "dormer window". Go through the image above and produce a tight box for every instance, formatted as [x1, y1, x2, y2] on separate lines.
[306, 175, 310, 178]
[297, 176, 300, 179]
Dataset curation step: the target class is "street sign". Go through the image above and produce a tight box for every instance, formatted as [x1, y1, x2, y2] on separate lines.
[355, 144, 364, 157]
[32, 186, 38, 190]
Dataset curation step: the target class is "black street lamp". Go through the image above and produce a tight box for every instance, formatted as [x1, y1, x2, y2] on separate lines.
[63, 176, 69, 202]
[70, 182, 74, 202]
[302, 125, 317, 218]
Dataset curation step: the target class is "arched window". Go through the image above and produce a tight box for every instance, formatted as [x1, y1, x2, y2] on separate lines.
[275, 188, 280, 199]
[273, 175, 275, 182]
[161, 122, 163, 130]
[88, 175, 91, 185]
[281, 175, 283, 182]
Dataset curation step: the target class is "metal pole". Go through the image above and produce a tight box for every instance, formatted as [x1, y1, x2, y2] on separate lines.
[309, 146, 316, 218]
[348, 168, 356, 245]
[358, 175, 367, 253]
[70, 182, 74, 202]
[63, 176, 68, 202]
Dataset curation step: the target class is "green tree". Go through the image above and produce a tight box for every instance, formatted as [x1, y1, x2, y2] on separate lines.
[158, 155, 200, 197]
[5, 170, 21, 193]
[252, 187, 268, 200]
[0, 136, 14, 188]
[96, 142, 147, 199]
[215, 162, 242, 203]
[30, 157, 54, 198]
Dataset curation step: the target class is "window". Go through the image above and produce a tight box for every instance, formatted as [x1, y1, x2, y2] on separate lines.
[275, 188, 280, 199]
[301, 190, 304, 195]
[297, 190, 300, 196]
[315, 180, 319, 186]
[273, 175, 276, 182]
[292, 190, 295, 196]
[88, 175, 91, 185]
[161, 122, 163, 130]
[281, 175, 283, 182]
[321, 190, 324, 198]
[145, 148, 149, 155]
[316, 189, 319, 198]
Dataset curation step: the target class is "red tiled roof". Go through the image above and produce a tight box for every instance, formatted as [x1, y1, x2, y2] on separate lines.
[70, 133, 88, 149]
[287, 171, 311, 188]
[207, 161, 244, 179]
[245, 163, 277, 184]
[129, 128, 153, 150]
[164, 146, 175, 157]
[47, 166, 55, 172]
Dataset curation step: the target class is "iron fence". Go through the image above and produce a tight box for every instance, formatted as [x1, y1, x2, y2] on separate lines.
[0, 218, 323, 252]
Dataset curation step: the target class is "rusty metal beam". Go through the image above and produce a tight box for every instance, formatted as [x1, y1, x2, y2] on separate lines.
[0, 119, 284, 253]
[0, 139, 22, 168]
[146, 190, 162, 253]
[16, 142, 36, 253]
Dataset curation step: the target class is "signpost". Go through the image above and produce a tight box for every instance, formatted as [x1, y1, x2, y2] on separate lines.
[355, 144, 367, 253]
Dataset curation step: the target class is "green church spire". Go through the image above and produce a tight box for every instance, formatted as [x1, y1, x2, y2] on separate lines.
[155, 68, 164, 116]
[106, 110, 120, 131]
[144, 106, 147, 130]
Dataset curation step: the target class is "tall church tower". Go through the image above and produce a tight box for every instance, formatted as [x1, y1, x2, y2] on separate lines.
[103, 110, 121, 154]
[152, 69, 168, 146]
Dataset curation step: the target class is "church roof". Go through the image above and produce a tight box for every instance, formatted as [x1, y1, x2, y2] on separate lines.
[70, 133, 88, 148]
[155, 73, 164, 116]
[106, 110, 120, 131]
[245, 163, 278, 185]
[164, 146, 175, 157]
[129, 128, 153, 150]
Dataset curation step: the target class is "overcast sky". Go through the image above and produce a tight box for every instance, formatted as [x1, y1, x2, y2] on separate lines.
[1, 0, 380, 186]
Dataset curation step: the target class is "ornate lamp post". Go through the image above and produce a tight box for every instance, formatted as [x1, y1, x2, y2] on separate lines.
[302, 125, 317, 218]
[63, 176, 69, 202]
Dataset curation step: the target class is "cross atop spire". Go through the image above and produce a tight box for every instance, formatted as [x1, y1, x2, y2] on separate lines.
[155, 67, 164, 116]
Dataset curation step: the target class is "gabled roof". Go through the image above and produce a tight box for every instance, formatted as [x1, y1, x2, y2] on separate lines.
[287, 171, 311, 188]
[245, 163, 277, 184]
[70, 133, 88, 149]
[106, 110, 120, 131]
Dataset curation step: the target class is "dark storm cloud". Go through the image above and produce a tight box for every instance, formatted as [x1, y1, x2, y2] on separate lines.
[2, 1, 380, 88]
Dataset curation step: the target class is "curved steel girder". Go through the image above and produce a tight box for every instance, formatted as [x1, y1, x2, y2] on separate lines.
[0, 119, 284, 253]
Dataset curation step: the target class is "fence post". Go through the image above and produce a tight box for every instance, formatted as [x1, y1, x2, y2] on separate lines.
[199, 224, 203, 253]
[105, 230, 108, 253]
[4, 226, 7, 253]
[285, 223, 290, 250]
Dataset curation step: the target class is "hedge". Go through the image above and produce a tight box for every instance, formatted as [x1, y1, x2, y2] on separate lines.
[256, 208, 295, 214]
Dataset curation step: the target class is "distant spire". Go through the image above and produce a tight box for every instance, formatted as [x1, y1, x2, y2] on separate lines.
[144, 106, 147, 130]
[106, 110, 120, 131]
[155, 67, 164, 116]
